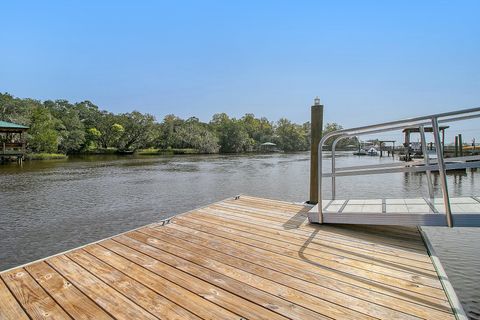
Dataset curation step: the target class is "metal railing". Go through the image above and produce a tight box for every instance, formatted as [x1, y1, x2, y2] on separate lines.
[313, 107, 480, 227]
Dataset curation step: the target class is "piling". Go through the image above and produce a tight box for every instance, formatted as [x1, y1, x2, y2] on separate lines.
[455, 136, 459, 157]
[309, 98, 323, 204]
[459, 134, 463, 157]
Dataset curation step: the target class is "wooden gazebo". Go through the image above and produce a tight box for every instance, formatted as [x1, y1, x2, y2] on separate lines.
[260, 142, 277, 152]
[0, 120, 29, 163]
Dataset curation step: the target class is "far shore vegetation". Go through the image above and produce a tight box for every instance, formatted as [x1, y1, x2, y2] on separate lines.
[1, 93, 357, 158]
[25, 153, 68, 160]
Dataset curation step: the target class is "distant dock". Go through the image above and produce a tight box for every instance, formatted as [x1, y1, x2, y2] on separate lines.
[0, 195, 465, 319]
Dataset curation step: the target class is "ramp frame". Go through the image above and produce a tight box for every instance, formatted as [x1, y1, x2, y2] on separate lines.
[308, 107, 480, 227]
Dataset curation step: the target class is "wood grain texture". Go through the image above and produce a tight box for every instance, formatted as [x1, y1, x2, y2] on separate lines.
[0, 277, 29, 320]
[0, 195, 456, 320]
[139, 225, 452, 320]
[66, 249, 200, 320]
[1, 268, 71, 320]
[47, 255, 157, 320]
[173, 214, 441, 287]
[25, 262, 112, 320]
[80, 244, 241, 320]
[121, 231, 368, 320]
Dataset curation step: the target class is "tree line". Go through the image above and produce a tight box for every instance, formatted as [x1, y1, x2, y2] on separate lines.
[0, 93, 356, 154]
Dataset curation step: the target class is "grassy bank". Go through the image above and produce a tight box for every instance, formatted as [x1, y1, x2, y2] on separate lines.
[21, 148, 277, 161]
[136, 148, 200, 155]
[82, 148, 200, 155]
[26, 153, 68, 160]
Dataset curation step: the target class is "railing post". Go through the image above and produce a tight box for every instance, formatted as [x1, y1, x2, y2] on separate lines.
[432, 117, 453, 227]
[331, 139, 337, 200]
[331, 135, 348, 200]
[309, 98, 323, 204]
[419, 126, 434, 199]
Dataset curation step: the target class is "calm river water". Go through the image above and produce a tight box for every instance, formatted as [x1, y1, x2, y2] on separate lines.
[1, 152, 479, 318]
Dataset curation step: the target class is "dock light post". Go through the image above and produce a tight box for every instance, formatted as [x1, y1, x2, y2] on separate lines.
[309, 97, 323, 204]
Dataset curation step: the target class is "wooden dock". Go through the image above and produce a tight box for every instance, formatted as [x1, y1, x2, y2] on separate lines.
[0, 195, 463, 319]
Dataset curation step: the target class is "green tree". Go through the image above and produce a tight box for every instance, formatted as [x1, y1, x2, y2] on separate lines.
[209, 113, 229, 132]
[240, 113, 274, 147]
[85, 128, 102, 150]
[274, 118, 308, 151]
[157, 114, 184, 149]
[73, 101, 103, 129]
[44, 100, 85, 153]
[117, 111, 156, 151]
[176, 120, 220, 153]
[28, 107, 60, 153]
[0, 93, 39, 126]
[210, 113, 251, 153]
[94, 112, 124, 148]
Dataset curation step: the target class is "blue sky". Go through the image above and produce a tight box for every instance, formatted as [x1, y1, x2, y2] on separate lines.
[1, 0, 479, 132]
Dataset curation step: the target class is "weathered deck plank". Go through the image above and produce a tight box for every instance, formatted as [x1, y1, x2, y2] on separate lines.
[92, 240, 286, 320]
[1, 267, 71, 319]
[125, 230, 373, 320]
[66, 250, 200, 320]
[172, 215, 441, 289]
[25, 262, 113, 320]
[166, 216, 452, 310]
[0, 195, 458, 319]
[181, 212, 437, 272]
[0, 277, 29, 320]
[144, 222, 452, 319]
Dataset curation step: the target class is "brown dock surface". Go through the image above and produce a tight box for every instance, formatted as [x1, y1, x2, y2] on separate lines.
[0, 195, 457, 319]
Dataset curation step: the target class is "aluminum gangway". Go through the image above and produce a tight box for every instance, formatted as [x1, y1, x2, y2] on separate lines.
[308, 107, 480, 227]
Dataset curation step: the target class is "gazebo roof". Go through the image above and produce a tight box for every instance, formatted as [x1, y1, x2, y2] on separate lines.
[0, 120, 29, 131]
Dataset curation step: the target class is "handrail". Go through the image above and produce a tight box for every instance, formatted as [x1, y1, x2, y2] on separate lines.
[324, 161, 480, 177]
[314, 107, 480, 228]
[331, 135, 352, 200]
[333, 155, 480, 172]
[321, 107, 480, 137]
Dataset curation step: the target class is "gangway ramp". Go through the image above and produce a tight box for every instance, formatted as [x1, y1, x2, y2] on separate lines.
[309, 197, 480, 226]
[309, 107, 480, 227]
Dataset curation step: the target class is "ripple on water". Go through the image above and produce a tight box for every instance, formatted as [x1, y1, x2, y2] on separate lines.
[423, 227, 480, 319]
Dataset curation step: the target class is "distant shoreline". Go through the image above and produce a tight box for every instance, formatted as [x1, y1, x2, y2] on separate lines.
[11, 148, 363, 162]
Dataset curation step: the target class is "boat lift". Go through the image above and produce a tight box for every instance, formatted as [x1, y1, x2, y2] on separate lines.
[308, 107, 480, 227]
